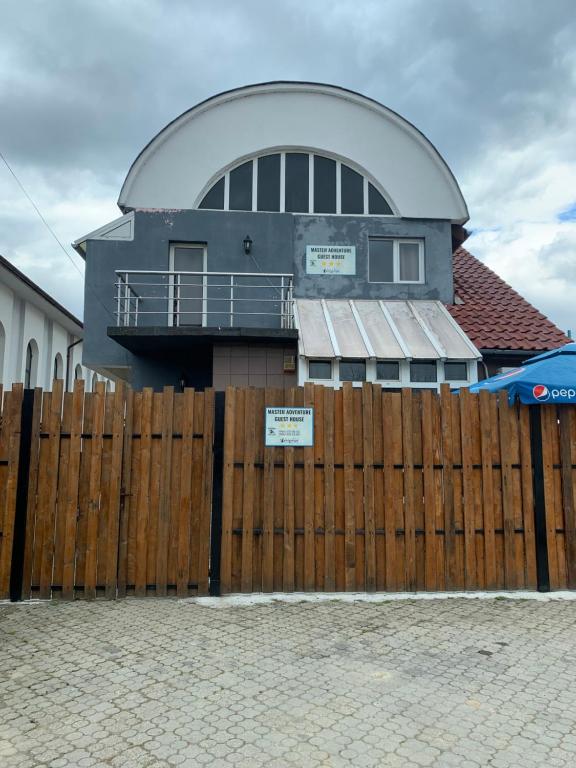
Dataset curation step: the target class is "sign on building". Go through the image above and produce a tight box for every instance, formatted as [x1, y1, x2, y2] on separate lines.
[305, 245, 356, 275]
[265, 407, 314, 447]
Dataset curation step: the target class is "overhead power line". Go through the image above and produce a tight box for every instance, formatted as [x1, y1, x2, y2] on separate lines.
[0, 150, 86, 281]
[0, 149, 116, 323]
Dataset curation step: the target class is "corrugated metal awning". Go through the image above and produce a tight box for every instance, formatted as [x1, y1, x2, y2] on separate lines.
[294, 299, 481, 360]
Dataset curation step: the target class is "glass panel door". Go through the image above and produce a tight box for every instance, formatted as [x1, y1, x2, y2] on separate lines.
[171, 245, 206, 326]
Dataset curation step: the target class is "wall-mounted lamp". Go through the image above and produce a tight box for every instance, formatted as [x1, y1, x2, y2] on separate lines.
[243, 235, 253, 255]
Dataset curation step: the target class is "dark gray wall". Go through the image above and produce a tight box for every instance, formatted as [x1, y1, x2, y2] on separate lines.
[293, 216, 453, 301]
[83, 209, 454, 386]
[83, 209, 294, 371]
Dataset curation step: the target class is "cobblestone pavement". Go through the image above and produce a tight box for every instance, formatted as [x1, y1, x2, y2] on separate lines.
[1, 596, 576, 767]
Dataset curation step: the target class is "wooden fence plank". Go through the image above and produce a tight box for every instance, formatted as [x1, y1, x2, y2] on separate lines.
[117, 387, 134, 598]
[342, 383, 356, 591]
[303, 382, 315, 591]
[104, 382, 125, 598]
[559, 407, 576, 588]
[220, 387, 236, 594]
[372, 385, 385, 591]
[21, 388, 42, 600]
[198, 389, 214, 596]
[52, 391, 72, 596]
[32, 389, 51, 597]
[39, 380, 64, 598]
[0, 386, 23, 599]
[84, 381, 104, 600]
[147, 393, 163, 591]
[362, 383, 376, 592]
[262, 388, 276, 593]
[241, 389, 256, 592]
[541, 407, 560, 588]
[353, 388, 365, 589]
[401, 388, 416, 591]
[176, 388, 194, 597]
[478, 390, 497, 589]
[498, 395, 517, 589]
[459, 388, 477, 589]
[74, 392, 92, 595]
[440, 384, 457, 589]
[135, 388, 153, 597]
[323, 387, 336, 592]
[518, 403, 537, 589]
[333, 387, 344, 591]
[282, 388, 296, 592]
[155, 386, 174, 597]
[421, 390, 437, 590]
[313, 385, 325, 590]
[61, 381, 84, 599]
[382, 392, 398, 590]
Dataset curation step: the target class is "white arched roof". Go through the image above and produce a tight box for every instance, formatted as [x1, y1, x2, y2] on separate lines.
[119, 82, 468, 223]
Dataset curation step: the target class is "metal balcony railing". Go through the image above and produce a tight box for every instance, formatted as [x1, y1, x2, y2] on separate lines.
[114, 270, 294, 330]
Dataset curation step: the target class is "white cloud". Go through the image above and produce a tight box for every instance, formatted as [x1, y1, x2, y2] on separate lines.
[467, 220, 576, 335]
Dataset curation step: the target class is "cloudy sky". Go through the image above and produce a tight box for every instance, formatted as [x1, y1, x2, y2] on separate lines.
[1, 0, 575, 331]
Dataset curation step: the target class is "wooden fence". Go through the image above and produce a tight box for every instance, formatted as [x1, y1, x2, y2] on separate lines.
[220, 383, 575, 594]
[0, 381, 214, 600]
[1, 381, 576, 600]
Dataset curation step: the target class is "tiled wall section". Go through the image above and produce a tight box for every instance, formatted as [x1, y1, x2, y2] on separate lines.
[213, 345, 298, 390]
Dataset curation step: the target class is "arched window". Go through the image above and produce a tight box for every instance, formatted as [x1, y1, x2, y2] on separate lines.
[53, 353, 64, 381]
[198, 151, 393, 215]
[0, 322, 5, 385]
[24, 339, 39, 389]
[74, 364, 83, 381]
[91, 371, 99, 392]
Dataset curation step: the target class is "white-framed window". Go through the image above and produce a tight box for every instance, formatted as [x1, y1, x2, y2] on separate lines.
[443, 361, 468, 381]
[339, 359, 366, 382]
[368, 238, 424, 284]
[197, 151, 394, 216]
[410, 360, 437, 383]
[376, 360, 400, 381]
[308, 359, 333, 380]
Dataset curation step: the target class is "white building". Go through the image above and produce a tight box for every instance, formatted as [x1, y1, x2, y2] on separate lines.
[0, 254, 108, 391]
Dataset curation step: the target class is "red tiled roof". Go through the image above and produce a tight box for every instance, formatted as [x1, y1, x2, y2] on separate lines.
[447, 247, 569, 352]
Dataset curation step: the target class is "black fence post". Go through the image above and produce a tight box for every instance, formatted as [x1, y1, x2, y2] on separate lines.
[529, 405, 550, 592]
[209, 390, 225, 596]
[9, 388, 35, 602]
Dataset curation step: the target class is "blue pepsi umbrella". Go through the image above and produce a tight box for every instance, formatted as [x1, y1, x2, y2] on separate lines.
[467, 343, 576, 404]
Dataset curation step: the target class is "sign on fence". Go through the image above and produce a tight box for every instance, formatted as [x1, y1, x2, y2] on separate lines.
[264, 407, 314, 446]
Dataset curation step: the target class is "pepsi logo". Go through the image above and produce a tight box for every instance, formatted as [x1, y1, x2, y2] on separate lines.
[533, 385, 550, 402]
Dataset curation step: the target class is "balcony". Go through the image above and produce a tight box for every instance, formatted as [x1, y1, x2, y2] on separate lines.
[108, 270, 297, 353]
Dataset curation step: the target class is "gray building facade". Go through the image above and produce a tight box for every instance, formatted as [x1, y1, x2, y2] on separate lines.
[76, 82, 480, 391]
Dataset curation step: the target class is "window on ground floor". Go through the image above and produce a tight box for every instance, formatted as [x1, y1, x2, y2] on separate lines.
[24, 339, 39, 389]
[376, 361, 400, 381]
[53, 352, 63, 381]
[444, 361, 468, 381]
[410, 360, 437, 383]
[339, 359, 366, 382]
[308, 360, 332, 380]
